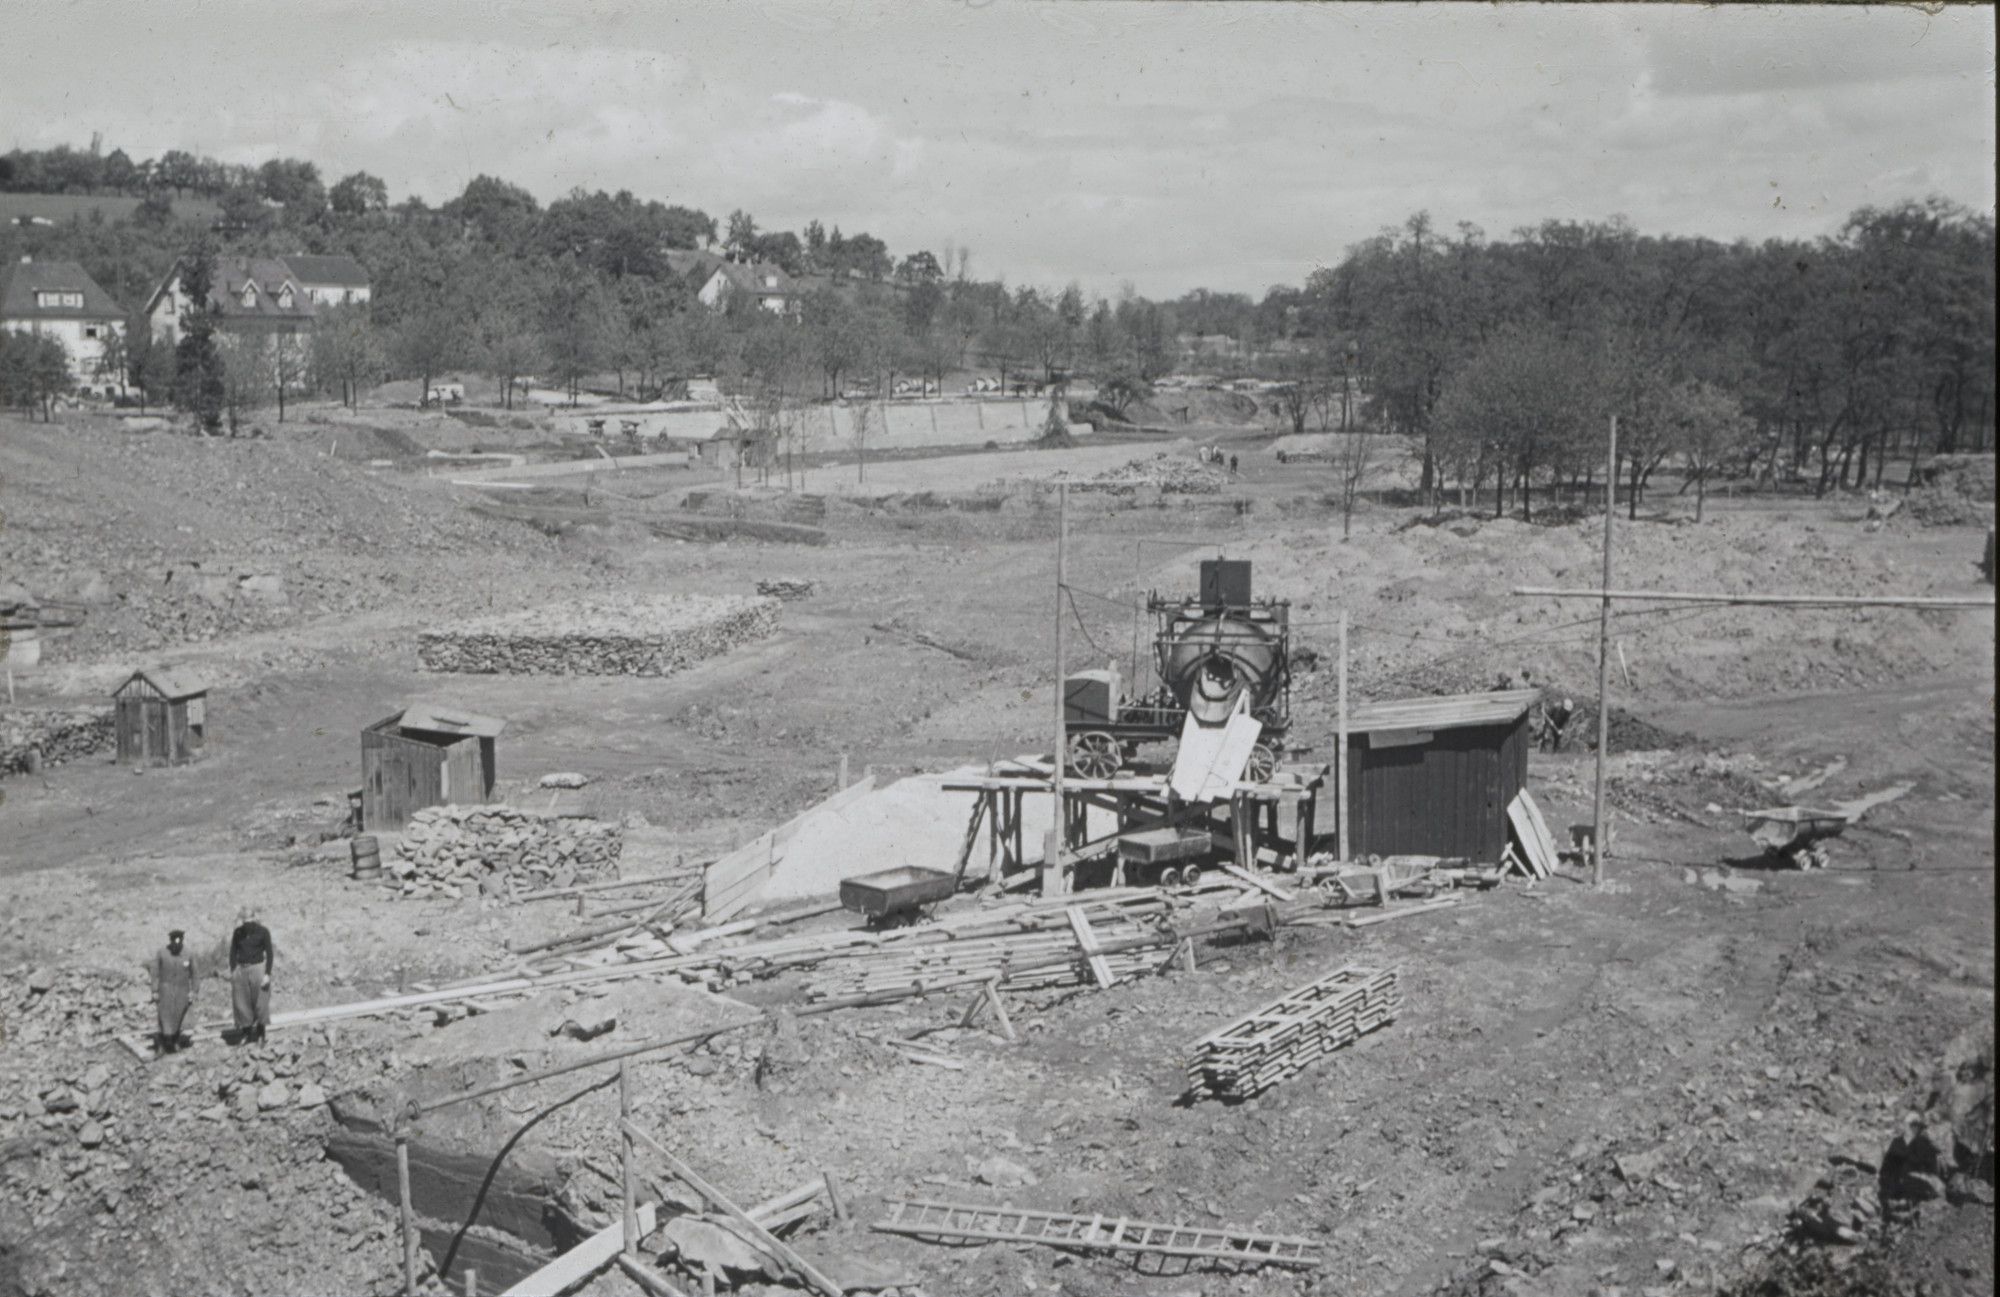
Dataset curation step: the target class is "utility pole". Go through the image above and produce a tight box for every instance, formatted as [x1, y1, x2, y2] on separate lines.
[1592, 415, 1617, 887]
[1044, 483, 1069, 898]
[1337, 610, 1350, 864]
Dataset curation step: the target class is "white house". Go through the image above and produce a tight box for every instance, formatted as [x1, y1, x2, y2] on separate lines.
[0, 256, 128, 395]
[144, 253, 371, 347]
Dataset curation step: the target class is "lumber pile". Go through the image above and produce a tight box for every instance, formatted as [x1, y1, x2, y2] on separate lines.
[1185, 964, 1399, 1099]
[417, 594, 780, 676]
[803, 895, 1176, 1001]
[390, 804, 623, 898]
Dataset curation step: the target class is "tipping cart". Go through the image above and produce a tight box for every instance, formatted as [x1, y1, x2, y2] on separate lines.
[840, 866, 957, 927]
[1743, 806, 1849, 869]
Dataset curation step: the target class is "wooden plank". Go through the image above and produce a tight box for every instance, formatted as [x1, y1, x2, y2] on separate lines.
[622, 1121, 844, 1297]
[1065, 906, 1116, 987]
[1346, 896, 1460, 927]
[1218, 862, 1293, 902]
[614, 1253, 690, 1297]
[500, 1201, 654, 1296]
[1506, 791, 1558, 879]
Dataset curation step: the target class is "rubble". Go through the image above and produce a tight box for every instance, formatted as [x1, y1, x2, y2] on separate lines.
[416, 594, 781, 676]
[0, 706, 115, 777]
[389, 804, 624, 898]
[1068, 454, 1231, 495]
[756, 579, 817, 600]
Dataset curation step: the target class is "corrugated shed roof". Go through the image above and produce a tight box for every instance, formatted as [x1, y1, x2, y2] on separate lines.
[1347, 688, 1539, 734]
[0, 258, 125, 321]
[281, 254, 369, 287]
[118, 667, 208, 699]
[396, 703, 506, 738]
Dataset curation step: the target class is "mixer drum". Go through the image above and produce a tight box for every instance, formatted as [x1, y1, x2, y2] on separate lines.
[1161, 616, 1282, 725]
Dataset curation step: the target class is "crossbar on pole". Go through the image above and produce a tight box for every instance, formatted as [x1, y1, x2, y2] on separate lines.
[1514, 587, 1995, 609]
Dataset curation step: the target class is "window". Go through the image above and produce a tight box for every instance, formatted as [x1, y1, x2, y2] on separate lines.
[241, 283, 258, 307]
[278, 286, 294, 308]
[35, 291, 83, 309]
[84, 326, 100, 339]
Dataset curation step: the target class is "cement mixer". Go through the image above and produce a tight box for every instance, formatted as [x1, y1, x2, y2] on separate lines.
[1063, 559, 1291, 780]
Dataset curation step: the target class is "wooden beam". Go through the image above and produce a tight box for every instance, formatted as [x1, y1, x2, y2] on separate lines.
[1513, 586, 1995, 609]
[621, 1120, 844, 1297]
[1219, 862, 1293, 902]
[500, 1203, 656, 1296]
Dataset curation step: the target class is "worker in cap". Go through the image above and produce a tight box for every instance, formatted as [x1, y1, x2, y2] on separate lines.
[148, 928, 197, 1055]
[227, 908, 274, 1045]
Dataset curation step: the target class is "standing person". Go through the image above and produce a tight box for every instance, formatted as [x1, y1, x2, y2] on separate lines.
[228, 910, 274, 1045]
[148, 929, 197, 1055]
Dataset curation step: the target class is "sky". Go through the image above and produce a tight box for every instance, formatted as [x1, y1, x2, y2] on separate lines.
[4, 1, 1993, 300]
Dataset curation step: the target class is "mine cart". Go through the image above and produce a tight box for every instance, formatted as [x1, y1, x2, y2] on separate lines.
[840, 866, 957, 925]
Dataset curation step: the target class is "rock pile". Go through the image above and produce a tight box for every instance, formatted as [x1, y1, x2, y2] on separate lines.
[1074, 455, 1229, 495]
[389, 804, 623, 898]
[417, 594, 781, 676]
[1, 706, 115, 777]
[4, 965, 147, 1047]
[756, 579, 817, 601]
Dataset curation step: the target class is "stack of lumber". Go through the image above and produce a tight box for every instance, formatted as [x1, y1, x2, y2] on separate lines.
[390, 804, 623, 898]
[417, 594, 780, 676]
[803, 895, 1175, 1001]
[1185, 964, 1399, 1099]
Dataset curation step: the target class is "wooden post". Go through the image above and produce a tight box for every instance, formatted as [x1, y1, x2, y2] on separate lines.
[1593, 415, 1617, 888]
[463, 1267, 477, 1297]
[819, 1165, 848, 1221]
[620, 1058, 637, 1258]
[397, 1133, 418, 1296]
[837, 752, 849, 790]
[1337, 610, 1349, 864]
[1044, 483, 1069, 898]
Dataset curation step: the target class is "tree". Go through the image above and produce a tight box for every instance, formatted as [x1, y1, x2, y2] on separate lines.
[133, 191, 175, 228]
[1668, 379, 1752, 522]
[172, 245, 226, 432]
[134, 329, 177, 412]
[1432, 325, 1605, 520]
[481, 325, 544, 410]
[329, 171, 389, 217]
[96, 323, 130, 394]
[391, 309, 470, 409]
[215, 332, 270, 434]
[539, 271, 614, 404]
[0, 333, 72, 420]
[725, 210, 759, 260]
[309, 303, 383, 407]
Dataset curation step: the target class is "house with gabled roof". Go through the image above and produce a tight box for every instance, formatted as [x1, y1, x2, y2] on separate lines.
[695, 258, 802, 318]
[0, 256, 128, 393]
[143, 253, 370, 346]
[281, 254, 372, 308]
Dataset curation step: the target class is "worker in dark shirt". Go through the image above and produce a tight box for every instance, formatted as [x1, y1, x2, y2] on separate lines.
[228, 910, 274, 1045]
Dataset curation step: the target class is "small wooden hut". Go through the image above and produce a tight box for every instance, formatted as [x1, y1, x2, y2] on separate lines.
[113, 668, 209, 767]
[360, 703, 504, 832]
[1339, 688, 1537, 864]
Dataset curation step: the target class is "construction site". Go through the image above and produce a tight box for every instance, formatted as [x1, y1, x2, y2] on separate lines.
[0, 401, 1993, 1297]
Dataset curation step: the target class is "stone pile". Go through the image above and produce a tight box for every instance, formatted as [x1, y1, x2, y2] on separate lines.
[417, 594, 781, 676]
[755, 579, 817, 601]
[389, 804, 623, 899]
[0, 706, 115, 777]
[4, 965, 146, 1047]
[1073, 456, 1229, 495]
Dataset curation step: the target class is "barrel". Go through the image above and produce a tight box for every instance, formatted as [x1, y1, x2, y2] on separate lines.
[350, 834, 382, 879]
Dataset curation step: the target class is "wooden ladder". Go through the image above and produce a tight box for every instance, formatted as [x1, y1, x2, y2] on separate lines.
[873, 1198, 1320, 1270]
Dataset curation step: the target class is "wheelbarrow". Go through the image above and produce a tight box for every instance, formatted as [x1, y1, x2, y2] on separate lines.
[839, 866, 957, 927]
[1743, 806, 1849, 869]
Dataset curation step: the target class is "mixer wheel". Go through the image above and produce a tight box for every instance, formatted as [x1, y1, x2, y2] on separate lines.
[1245, 741, 1279, 784]
[1066, 730, 1122, 780]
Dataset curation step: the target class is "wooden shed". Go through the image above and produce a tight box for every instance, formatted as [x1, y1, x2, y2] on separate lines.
[360, 704, 504, 832]
[113, 668, 208, 767]
[1337, 688, 1537, 864]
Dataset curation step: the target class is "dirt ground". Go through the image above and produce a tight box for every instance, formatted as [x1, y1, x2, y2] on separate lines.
[0, 405, 1991, 1297]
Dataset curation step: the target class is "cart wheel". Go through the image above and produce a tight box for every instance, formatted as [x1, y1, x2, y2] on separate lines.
[1317, 878, 1344, 907]
[1245, 742, 1279, 784]
[1159, 866, 1183, 889]
[1067, 731, 1122, 780]
[1181, 864, 1203, 888]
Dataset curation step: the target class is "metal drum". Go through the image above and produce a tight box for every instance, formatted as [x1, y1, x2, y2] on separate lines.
[350, 834, 382, 879]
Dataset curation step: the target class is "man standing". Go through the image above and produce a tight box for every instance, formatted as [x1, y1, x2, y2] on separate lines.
[228, 910, 274, 1045]
[148, 929, 197, 1055]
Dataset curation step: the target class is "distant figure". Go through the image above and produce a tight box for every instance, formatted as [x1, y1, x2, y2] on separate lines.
[1543, 697, 1576, 752]
[1228, 454, 1238, 474]
[149, 929, 197, 1055]
[228, 910, 274, 1045]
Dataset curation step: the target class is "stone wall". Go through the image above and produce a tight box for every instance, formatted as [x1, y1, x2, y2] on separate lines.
[417, 594, 780, 676]
[389, 804, 623, 899]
